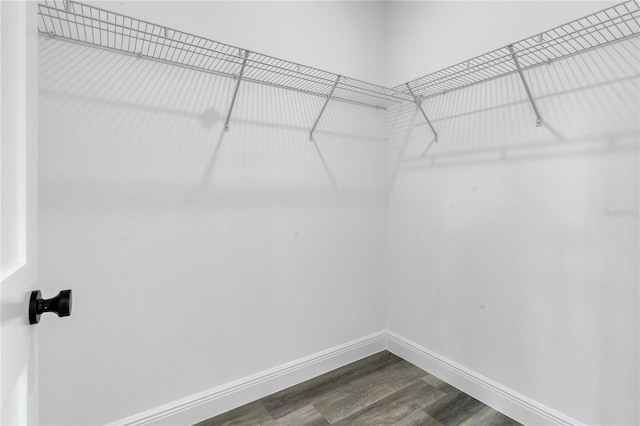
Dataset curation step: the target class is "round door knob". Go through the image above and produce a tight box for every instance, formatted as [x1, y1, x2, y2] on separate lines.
[29, 289, 73, 325]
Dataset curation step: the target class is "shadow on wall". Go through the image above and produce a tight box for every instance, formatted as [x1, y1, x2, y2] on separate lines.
[38, 36, 387, 204]
[387, 38, 640, 181]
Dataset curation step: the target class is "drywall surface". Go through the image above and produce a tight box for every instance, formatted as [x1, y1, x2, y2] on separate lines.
[36, 1, 640, 424]
[385, 1, 618, 86]
[386, 33, 639, 426]
[91, 1, 388, 86]
[37, 3, 387, 423]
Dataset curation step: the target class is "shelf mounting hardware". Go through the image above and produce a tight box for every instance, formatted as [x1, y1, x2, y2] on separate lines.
[406, 84, 438, 142]
[224, 49, 250, 132]
[508, 44, 543, 127]
[309, 75, 341, 142]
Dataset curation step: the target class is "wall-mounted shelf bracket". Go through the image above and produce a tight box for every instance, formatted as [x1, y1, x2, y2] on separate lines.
[224, 49, 250, 132]
[309, 75, 341, 142]
[406, 84, 439, 142]
[508, 44, 543, 127]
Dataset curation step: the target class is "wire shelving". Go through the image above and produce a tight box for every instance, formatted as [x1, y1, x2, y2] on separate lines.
[37, 0, 411, 110]
[37, 0, 640, 136]
[394, 0, 640, 99]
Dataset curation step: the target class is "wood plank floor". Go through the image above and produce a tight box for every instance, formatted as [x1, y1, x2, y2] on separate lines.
[194, 351, 522, 426]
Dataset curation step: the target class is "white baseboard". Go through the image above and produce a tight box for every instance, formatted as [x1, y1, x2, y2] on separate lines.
[109, 331, 387, 426]
[110, 330, 581, 426]
[384, 331, 582, 426]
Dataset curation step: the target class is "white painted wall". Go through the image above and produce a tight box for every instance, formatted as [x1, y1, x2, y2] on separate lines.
[37, 1, 640, 425]
[386, 3, 639, 424]
[37, 3, 387, 425]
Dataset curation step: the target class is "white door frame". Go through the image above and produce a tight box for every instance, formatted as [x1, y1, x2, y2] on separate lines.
[1, 1, 40, 424]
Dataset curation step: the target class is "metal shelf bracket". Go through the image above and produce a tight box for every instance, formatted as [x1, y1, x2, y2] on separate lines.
[224, 49, 250, 132]
[309, 75, 341, 142]
[508, 44, 543, 127]
[406, 84, 439, 142]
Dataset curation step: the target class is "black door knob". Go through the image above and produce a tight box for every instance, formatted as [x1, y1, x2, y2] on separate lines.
[29, 289, 72, 325]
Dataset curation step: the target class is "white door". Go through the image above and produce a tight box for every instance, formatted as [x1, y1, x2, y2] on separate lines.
[1, 1, 40, 425]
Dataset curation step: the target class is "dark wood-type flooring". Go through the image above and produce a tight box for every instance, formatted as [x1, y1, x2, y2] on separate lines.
[194, 351, 522, 426]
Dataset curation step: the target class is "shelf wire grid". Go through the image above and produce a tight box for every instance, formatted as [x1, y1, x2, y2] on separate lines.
[395, 0, 640, 99]
[38, 1, 640, 108]
[38, 0, 411, 109]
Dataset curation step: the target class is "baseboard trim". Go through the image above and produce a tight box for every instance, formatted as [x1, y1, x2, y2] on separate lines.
[110, 330, 581, 426]
[384, 331, 582, 426]
[109, 331, 387, 426]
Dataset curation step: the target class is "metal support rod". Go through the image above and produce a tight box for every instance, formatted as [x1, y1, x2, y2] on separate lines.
[309, 75, 341, 141]
[508, 44, 543, 127]
[224, 49, 250, 132]
[406, 84, 439, 142]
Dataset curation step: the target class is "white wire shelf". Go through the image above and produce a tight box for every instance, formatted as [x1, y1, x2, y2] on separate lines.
[38, 1, 640, 113]
[38, 0, 411, 110]
[394, 0, 640, 99]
